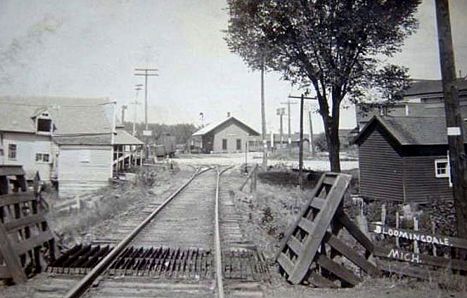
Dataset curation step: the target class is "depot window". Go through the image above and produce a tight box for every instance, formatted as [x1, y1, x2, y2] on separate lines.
[36, 153, 50, 163]
[435, 159, 449, 178]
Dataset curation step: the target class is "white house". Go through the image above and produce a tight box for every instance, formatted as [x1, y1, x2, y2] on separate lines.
[0, 96, 142, 197]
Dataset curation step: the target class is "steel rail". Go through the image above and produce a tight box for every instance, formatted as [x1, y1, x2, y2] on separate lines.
[214, 166, 234, 298]
[64, 166, 212, 298]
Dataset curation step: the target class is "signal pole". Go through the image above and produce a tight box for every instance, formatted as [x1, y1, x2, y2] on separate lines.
[131, 84, 143, 136]
[289, 94, 317, 189]
[281, 98, 298, 153]
[435, 0, 467, 240]
[276, 108, 285, 149]
[134, 68, 158, 130]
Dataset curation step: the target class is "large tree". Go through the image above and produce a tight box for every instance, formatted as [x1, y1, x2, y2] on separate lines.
[225, 0, 420, 171]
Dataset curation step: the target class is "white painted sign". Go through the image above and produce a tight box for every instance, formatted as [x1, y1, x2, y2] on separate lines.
[373, 225, 451, 246]
[143, 130, 152, 136]
[447, 127, 461, 136]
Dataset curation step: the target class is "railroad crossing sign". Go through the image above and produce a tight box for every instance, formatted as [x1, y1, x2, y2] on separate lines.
[276, 173, 379, 287]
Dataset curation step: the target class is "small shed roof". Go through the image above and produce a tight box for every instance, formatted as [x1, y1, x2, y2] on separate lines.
[114, 128, 144, 145]
[53, 134, 112, 146]
[405, 79, 467, 96]
[192, 116, 260, 136]
[353, 115, 467, 146]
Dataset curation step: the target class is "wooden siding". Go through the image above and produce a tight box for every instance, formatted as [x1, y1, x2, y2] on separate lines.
[358, 127, 405, 201]
[57, 146, 112, 197]
[1, 132, 53, 180]
[403, 156, 452, 202]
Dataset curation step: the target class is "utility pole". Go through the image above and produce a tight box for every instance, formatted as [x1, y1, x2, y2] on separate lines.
[134, 68, 158, 130]
[121, 105, 127, 124]
[281, 98, 298, 153]
[131, 84, 143, 136]
[289, 95, 317, 189]
[306, 104, 316, 157]
[276, 108, 285, 150]
[435, 0, 467, 240]
[261, 59, 267, 168]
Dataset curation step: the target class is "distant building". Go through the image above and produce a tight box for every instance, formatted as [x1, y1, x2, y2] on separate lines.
[264, 132, 310, 150]
[356, 78, 467, 129]
[0, 96, 143, 197]
[353, 115, 455, 203]
[191, 116, 260, 153]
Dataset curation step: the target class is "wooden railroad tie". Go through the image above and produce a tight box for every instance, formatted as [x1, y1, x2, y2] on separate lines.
[276, 172, 380, 288]
[0, 167, 57, 284]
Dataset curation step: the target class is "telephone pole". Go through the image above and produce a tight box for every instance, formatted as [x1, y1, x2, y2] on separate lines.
[289, 94, 317, 189]
[435, 0, 467, 240]
[131, 84, 143, 136]
[276, 108, 285, 149]
[281, 98, 298, 153]
[134, 68, 158, 130]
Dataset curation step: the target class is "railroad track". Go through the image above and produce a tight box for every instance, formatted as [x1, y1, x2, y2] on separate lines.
[42, 166, 268, 298]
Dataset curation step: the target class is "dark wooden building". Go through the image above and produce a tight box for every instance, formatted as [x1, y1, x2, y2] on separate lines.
[353, 115, 457, 203]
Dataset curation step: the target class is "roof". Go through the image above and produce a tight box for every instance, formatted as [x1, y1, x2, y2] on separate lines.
[0, 96, 114, 135]
[53, 134, 112, 146]
[192, 116, 260, 136]
[353, 115, 467, 146]
[114, 128, 144, 145]
[405, 79, 467, 96]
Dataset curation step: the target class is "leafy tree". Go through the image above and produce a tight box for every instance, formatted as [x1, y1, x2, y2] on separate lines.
[225, 0, 420, 171]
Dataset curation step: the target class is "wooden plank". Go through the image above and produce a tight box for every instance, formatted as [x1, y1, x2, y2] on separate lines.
[323, 174, 338, 186]
[12, 230, 54, 255]
[0, 193, 35, 207]
[0, 222, 27, 283]
[310, 197, 325, 210]
[370, 224, 467, 250]
[308, 271, 338, 288]
[324, 233, 380, 277]
[277, 253, 294, 276]
[275, 174, 326, 260]
[376, 259, 440, 280]
[4, 213, 45, 231]
[287, 236, 304, 256]
[287, 174, 351, 284]
[0, 266, 12, 279]
[297, 218, 315, 234]
[374, 246, 467, 271]
[338, 213, 374, 254]
[316, 255, 362, 286]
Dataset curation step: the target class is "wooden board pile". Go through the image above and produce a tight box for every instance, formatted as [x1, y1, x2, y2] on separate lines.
[276, 173, 379, 287]
[0, 166, 57, 283]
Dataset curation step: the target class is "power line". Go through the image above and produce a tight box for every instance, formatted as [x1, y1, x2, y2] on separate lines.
[134, 68, 158, 130]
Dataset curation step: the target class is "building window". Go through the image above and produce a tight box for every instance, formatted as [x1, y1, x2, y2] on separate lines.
[35, 153, 50, 163]
[8, 144, 16, 160]
[236, 139, 242, 150]
[222, 139, 227, 150]
[435, 159, 449, 178]
[37, 113, 52, 133]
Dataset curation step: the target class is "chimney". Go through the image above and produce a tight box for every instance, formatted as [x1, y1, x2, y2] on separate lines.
[227, 112, 231, 118]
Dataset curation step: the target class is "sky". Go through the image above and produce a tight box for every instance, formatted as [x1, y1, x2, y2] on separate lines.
[1, 0, 467, 135]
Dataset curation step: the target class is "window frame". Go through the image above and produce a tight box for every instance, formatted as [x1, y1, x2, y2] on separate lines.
[36, 112, 53, 134]
[222, 139, 228, 151]
[8, 143, 17, 160]
[236, 139, 242, 151]
[35, 152, 51, 163]
[434, 159, 449, 178]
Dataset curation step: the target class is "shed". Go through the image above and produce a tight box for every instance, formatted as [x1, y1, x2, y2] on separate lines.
[192, 116, 260, 153]
[353, 115, 458, 203]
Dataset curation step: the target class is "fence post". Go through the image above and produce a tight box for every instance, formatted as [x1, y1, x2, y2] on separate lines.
[413, 216, 419, 254]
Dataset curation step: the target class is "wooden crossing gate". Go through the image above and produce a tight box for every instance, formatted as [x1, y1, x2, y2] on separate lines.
[276, 172, 380, 287]
[0, 167, 57, 283]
